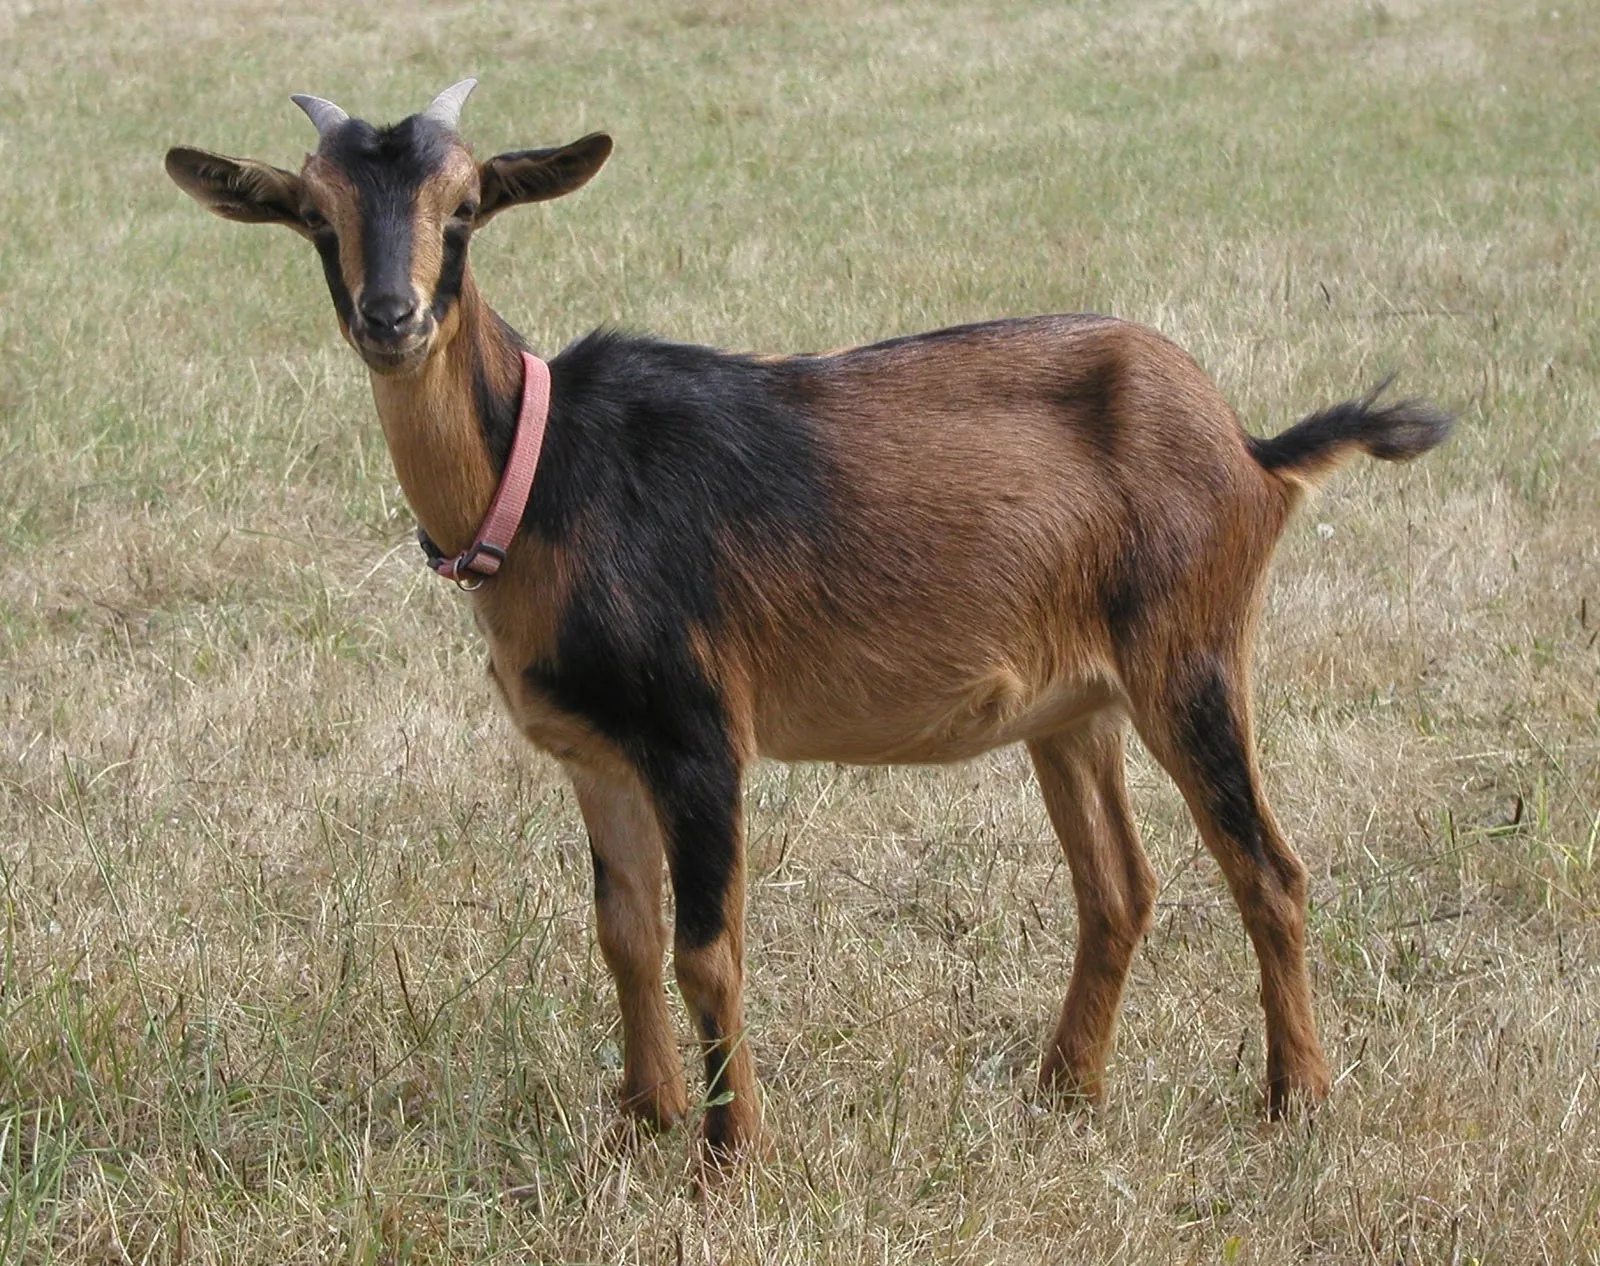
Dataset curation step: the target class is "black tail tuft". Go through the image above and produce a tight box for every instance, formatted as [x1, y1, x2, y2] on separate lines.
[1248, 377, 1454, 480]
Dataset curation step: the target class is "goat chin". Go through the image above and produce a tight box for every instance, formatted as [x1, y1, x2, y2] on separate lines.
[348, 331, 433, 377]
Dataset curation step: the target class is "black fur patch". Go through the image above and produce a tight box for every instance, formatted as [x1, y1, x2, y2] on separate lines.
[653, 743, 743, 950]
[1175, 665, 1265, 864]
[432, 222, 471, 322]
[315, 114, 457, 313]
[1065, 346, 1144, 647]
[471, 310, 530, 473]
[1101, 529, 1146, 649]
[357, 192, 414, 315]
[698, 1011, 728, 1095]
[588, 837, 610, 903]
[321, 115, 455, 182]
[311, 229, 355, 329]
[1101, 518, 1186, 652]
[527, 331, 834, 549]
[1248, 383, 1454, 472]
[1060, 349, 1122, 461]
[518, 332, 836, 948]
[527, 601, 740, 949]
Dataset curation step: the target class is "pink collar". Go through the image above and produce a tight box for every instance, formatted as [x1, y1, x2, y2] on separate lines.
[422, 350, 551, 588]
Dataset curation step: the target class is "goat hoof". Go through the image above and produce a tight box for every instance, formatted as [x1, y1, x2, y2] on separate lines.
[696, 1101, 771, 1173]
[596, 1114, 665, 1161]
[1037, 1053, 1105, 1107]
[1265, 1057, 1332, 1119]
[690, 1133, 774, 1194]
[618, 1080, 689, 1135]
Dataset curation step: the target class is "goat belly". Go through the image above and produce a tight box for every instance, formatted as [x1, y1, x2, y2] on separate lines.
[752, 666, 1125, 765]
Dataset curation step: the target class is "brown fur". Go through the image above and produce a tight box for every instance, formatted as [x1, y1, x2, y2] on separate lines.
[569, 765, 689, 1130]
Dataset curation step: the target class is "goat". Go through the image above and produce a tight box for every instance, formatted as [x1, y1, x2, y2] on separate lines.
[166, 81, 1453, 1158]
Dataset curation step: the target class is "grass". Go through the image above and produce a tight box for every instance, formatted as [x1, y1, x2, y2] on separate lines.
[2, 0, 1598, 1260]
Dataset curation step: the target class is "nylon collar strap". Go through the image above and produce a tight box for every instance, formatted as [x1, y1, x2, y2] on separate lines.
[420, 350, 551, 588]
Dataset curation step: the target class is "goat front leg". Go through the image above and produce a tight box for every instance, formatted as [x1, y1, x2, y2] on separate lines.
[569, 764, 688, 1134]
[643, 743, 761, 1157]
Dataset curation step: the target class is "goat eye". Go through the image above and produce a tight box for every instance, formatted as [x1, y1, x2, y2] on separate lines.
[302, 208, 328, 231]
[453, 201, 477, 221]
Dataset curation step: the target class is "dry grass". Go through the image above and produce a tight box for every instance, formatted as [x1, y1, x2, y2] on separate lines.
[2, 0, 1598, 1261]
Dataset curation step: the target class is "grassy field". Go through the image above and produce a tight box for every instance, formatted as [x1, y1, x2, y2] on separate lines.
[2, 0, 1598, 1260]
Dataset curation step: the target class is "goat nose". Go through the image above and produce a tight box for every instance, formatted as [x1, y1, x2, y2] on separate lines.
[359, 292, 419, 336]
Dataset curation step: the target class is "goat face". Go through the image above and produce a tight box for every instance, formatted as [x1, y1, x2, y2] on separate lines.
[165, 82, 611, 376]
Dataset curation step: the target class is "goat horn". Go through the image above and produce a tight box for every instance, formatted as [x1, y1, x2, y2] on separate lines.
[290, 93, 350, 140]
[422, 78, 477, 131]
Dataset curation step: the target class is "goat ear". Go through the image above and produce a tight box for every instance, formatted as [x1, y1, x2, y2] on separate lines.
[165, 147, 308, 232]
[476, 133, 612, 223]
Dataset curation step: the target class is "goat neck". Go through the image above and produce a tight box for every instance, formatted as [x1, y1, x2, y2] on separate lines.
[366, 268, 525, 559]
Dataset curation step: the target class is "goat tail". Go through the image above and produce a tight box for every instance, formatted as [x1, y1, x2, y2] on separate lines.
[1247, 377, 1454, 486]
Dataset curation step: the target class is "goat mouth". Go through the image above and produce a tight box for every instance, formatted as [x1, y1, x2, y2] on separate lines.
[353, 328, 433, 375]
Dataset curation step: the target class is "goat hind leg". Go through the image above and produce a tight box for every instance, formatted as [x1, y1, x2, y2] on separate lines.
[1135, 662, 1331, 1116]
[1029, 718, 1157, 1102]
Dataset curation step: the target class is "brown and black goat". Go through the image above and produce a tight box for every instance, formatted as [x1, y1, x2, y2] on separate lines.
[167, 81, 1452, 1157]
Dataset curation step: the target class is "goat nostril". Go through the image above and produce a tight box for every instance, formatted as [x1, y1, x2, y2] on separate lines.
[359, 294, 419, 335]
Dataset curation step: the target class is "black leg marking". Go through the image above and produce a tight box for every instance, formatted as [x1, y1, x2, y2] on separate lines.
[649, 750, 740, 951]
[698, 1011, 727, 1093]
[588, 834, 610, 902]
[1176, 666, 1265, 863]
[525, 593, 741, 955]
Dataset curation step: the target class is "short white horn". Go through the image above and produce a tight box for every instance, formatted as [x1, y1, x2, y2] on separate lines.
[290, 93, 349, 140]
[422, 78, 477, 131]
